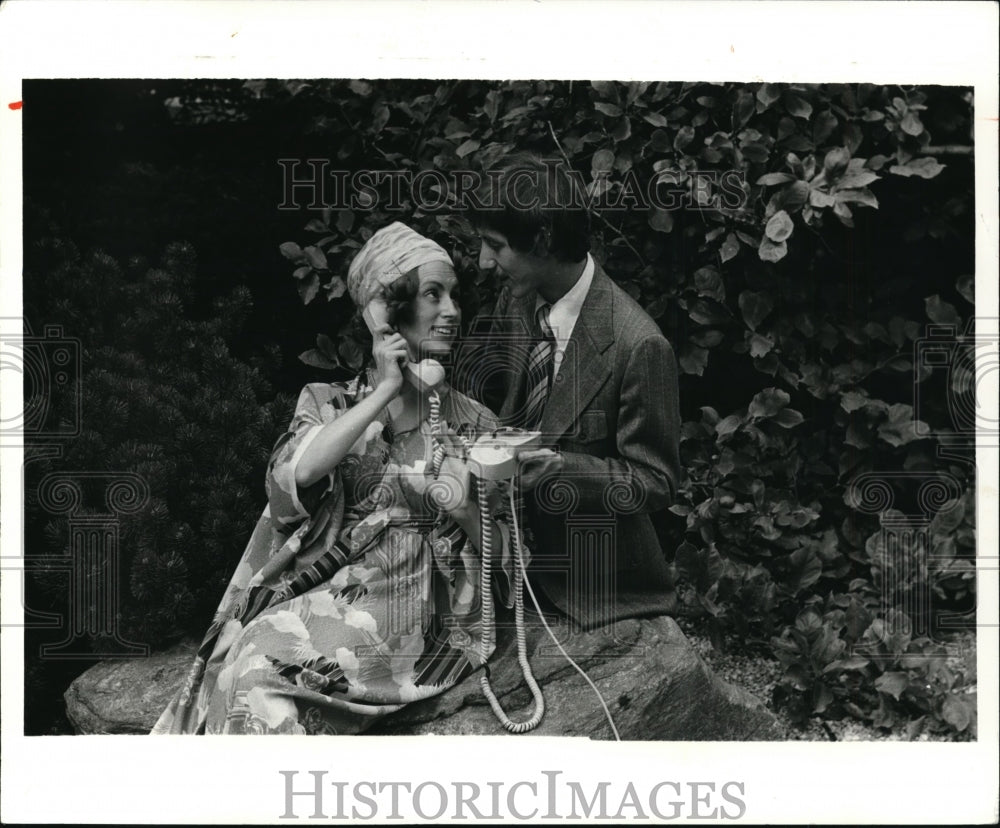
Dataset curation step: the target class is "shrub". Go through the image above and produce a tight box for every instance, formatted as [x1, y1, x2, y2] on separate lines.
[24, 211, 294, 655]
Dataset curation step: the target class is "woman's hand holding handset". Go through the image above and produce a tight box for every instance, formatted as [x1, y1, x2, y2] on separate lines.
[370, 322, 409, 398]
[367, 299, 446, 395]
[294, 308, 407, 490]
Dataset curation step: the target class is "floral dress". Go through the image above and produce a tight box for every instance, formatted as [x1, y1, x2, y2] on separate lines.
[152, 378, 517, 735]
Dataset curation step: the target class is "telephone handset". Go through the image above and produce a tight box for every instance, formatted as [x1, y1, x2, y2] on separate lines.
[362, 297, 446, 393]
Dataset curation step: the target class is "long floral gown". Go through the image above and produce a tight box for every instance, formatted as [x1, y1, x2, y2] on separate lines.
[152, 377, 516, 735]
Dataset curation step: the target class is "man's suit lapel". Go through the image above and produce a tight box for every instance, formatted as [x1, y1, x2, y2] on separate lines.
[539, 266, 615, 440]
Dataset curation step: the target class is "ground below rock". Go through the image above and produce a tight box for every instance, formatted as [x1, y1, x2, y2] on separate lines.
[65, 615, 781, 739]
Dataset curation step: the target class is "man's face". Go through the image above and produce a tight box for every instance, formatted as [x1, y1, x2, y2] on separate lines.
[476, 228, 546, 299]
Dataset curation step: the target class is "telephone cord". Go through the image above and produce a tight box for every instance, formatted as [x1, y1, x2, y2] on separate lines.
[429, 391, 446, 473]
[476, 478, 545, 732]
[427, 391, 618, 738]
[510, 478, 621, 740]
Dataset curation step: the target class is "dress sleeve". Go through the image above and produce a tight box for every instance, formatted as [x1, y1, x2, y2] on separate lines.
[265, 383, 347, 526]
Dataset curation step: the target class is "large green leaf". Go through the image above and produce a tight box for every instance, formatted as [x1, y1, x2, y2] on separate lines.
[874, 671, 909, 701]
[694, 266, 726, 301]
[823, 147, 850, 178]
[455, 139, 480, 159]
[889, 158, 946, 179]
[924, 295, 961, 325]
[765, 210, 794, 242]
[757, 172, 796, 186]
[749, 387, 790, 418]
[648, 208, 674, 233]
[673, 125, 695, 151]
[303, 246, 327, 270]
[594, 101, 622, 117]
[773, 408, 804, 428]
[720, 233, 740, 263]
[940, 694, 973, 732]
[756, 83, 781, 107]
[298, 347, 338, 369]
[785, 546, 822, 593]
[739, 290, 774, 330]
[279, 241, 304, 262]
[877, 404, 929, 447]
[758, 238, 787, 262]
[296, 272, 320, 304]
[835, 170, 880, 190]
[687, 298, 729, 325]
[592, 148, 615, 174]
[679, 345, 710, 376]
[956, 274, 974, 304]
[783, 91, 813, 119]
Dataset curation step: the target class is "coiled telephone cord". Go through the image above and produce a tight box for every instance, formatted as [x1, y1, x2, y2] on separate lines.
[428, 390, 619, 739]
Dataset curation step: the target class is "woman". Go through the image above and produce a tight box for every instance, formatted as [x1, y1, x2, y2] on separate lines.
[152, 222, 519, 735]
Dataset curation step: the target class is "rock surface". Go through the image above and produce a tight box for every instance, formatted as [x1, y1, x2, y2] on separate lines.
[371, 615, 781, 739]
[65, 616, 781, 739]
[64, 640, 199, 735]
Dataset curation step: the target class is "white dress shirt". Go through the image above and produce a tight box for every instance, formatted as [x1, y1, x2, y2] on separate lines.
[535, 253, 595, 381]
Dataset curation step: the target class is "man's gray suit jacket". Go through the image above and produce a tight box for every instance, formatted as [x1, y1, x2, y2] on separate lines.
[468, 263, 681, 630]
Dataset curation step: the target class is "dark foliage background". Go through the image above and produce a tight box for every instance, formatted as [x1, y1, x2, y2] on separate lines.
[22, 79, 976, 737]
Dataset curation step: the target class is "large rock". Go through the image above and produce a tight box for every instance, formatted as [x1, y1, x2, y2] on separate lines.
[65, 617, 781, 739]
[371, 616, 781, 740]
[64, 640, 198, 735]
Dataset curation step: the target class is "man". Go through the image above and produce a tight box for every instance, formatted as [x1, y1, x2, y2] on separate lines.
[461, 152, 681, 632]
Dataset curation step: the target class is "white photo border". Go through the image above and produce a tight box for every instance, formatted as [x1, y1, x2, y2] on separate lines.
[1, 1, 997, 824]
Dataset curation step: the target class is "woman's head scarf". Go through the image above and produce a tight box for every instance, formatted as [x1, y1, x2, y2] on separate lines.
[346, 221, 453, 308]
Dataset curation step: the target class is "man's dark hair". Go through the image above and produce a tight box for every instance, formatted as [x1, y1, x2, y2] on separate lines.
[468, 152, 591, 262]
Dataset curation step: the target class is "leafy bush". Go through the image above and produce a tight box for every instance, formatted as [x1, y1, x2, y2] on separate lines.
[24, 210, 294, 654]
[265, 79, 977, 737]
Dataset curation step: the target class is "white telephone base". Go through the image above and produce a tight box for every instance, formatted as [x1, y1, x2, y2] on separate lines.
[467, 428, 543, 481]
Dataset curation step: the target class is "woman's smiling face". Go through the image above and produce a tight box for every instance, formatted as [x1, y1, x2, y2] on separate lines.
[396, 260, 461, 359]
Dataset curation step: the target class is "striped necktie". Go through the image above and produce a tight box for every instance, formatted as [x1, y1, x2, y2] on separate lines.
[522, 303, 555, 429]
